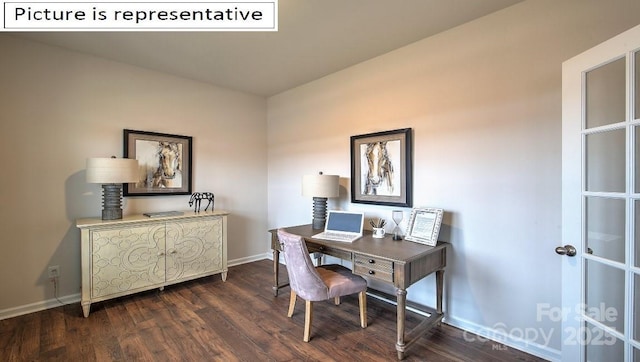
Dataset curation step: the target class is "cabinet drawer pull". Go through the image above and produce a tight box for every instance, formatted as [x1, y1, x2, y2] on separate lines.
[158, 251, 166, 256]
[368, 259, 375, 264]
[368, 270, 375, 275]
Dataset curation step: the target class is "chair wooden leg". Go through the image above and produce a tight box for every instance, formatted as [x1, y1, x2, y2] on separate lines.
[359, 290, 367, 328]
[288, 291, 297, 318]
[303, 300, 313, 342]
[334, 296, 340, 305]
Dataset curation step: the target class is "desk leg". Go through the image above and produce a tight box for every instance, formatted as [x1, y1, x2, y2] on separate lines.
[436, 269, 444, 315]
[396, 288, 407, 360]
[313, 252, 323, 266]
[272, 249, 280, 296]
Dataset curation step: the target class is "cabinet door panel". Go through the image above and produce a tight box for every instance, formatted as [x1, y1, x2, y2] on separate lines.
[166, 217, 223, 282]
[91, 224, 165, 298]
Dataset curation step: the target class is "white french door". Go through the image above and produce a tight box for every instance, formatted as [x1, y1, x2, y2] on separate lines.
[562, 24, 640, 361]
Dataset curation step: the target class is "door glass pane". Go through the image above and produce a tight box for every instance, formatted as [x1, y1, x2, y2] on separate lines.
[633, 51, 640, 119]
[585, 259, 625, 331]
[635, 273, 640, 341]
[635, 347, 640, 362]
[636, 127, 640, 193]
[636, 200, 640, 267]
[586, 130, 625, 192]
[586, 197, 625, 263]
[586, 57, 626, 129]
[585, 323, 623, 361]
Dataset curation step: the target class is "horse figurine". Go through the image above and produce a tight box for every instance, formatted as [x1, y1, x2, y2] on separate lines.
[189, 192, 215, 212]
[152, 142, 181, 188]
[363, 141, 394, 195]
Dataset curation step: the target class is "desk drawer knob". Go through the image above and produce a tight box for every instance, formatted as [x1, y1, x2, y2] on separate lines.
[368, 259, 375, 264]
[368, 270, 375, 275]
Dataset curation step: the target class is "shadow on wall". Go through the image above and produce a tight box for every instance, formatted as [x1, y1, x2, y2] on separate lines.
[67, 169, 102, 221]
[39, 226, 83, 304]
[37, 170, 101, 302]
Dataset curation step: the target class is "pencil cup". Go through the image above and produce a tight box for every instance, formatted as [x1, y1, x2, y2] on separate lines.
[373, 227, 385, 238]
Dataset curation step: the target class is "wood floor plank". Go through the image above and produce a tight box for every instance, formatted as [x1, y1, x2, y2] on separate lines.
[195, 306, 275, 361]
[199, 283, 310, 360]
[0, 260, 548, 361]
[92, 336, 124, 361]
[0, 317, 19, 359]
[13, 312, 41, 360]
[38, 307, 66, 355]
[117, 332, 156, 361]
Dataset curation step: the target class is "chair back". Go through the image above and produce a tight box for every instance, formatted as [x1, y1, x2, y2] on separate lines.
[277, 229, 329, 301]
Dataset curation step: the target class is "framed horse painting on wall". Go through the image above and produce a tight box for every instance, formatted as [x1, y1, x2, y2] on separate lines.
[123, 129, 193, 196]
[350, 128, 412, 207]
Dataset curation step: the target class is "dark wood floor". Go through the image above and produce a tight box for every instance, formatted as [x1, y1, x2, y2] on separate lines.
[1, 260, 547, 361]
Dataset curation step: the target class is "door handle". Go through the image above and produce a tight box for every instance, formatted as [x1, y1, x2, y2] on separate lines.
[555, 244, 577, 257]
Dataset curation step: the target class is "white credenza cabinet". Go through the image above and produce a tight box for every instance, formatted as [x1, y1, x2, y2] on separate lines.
[76, 210, 228, 317]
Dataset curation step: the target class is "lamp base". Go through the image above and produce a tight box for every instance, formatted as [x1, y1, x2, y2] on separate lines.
[101, 184, 124, 220]
[311, 197, 328, 230]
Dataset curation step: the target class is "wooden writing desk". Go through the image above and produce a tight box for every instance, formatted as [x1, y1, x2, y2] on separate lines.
[269, 225, 448, 360]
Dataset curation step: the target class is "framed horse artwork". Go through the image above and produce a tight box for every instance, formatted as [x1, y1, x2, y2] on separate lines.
[350, 128, 412, 207]
[123, 129, 193, 196]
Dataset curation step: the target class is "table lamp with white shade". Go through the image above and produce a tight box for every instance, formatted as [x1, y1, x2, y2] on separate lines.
[86, 156, 139, 220]
[302, 172, 339, 230]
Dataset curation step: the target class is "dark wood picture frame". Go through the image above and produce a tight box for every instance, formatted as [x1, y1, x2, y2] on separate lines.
[123, 129, 192, 196]
[350, 128, 412, 207]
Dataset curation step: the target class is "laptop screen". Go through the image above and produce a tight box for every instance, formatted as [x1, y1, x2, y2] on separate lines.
[326, 211, 364, 233]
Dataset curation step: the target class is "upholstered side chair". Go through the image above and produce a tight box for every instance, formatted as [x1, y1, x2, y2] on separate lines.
[277, 229, 367, 342]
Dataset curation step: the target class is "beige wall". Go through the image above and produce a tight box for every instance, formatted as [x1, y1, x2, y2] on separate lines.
[267, 0, 640, 357]
[3, 0, 640, 358]
[0, 35, 268, 315]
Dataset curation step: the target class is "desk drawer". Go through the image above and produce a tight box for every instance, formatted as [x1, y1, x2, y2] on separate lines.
[353, 254, 394, 283]
[306, 242, 351, 261]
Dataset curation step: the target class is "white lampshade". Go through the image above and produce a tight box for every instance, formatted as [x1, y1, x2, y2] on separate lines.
[302, 173, 339, 198]
[86, 157, 139, 184]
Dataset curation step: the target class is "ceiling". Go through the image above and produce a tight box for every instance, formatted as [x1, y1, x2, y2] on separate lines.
[15, 0, 523, 97]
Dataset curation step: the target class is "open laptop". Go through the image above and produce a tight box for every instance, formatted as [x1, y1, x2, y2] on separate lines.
[312, 210, 365, 242]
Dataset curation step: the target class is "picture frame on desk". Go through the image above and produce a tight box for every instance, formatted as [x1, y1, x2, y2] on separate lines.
[405, 207, 444, 246]
[123, 129, 193, 196]
[350, 128, 412, 207]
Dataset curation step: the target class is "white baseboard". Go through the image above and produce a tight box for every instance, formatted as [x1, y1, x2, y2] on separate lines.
[0, 256, 562, 362]
[0, 293, 81, 321]
[444, 315, 561, 362]
[265, 252, 560, 360]
[228, 253, 272, 267]
[0, 254, 272, 321]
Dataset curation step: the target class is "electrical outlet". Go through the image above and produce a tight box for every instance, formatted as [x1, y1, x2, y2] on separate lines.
[48, 265, 59, 279]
